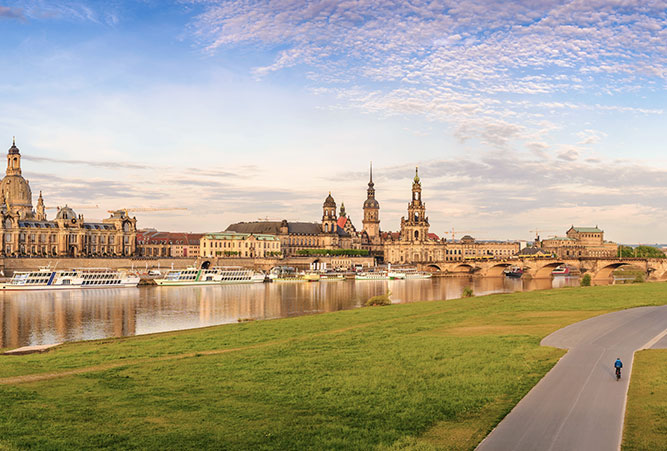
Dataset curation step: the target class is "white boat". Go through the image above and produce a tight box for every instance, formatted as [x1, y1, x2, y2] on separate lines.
[154, 266, 265, 286]
[319, 272, 345, 281]
[0, 267, 140, 291]
[388, 267, 432, 280]
[268, 266, 302, 282]
[355, 271, 389, 280]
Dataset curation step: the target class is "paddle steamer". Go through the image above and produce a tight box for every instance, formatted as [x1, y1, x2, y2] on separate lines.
[0, 267, 140, 291]
[154, 266, 265, 286]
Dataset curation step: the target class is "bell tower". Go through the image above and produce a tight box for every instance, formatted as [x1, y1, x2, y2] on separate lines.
[322, 192, 337, 234]
[7, 137, 22, 176]
[362, 162, 380, 240]
[36, 191, 46, 221]
[400, 167, 429, 242]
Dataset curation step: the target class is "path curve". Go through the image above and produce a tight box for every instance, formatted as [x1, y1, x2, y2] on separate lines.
[477, 305, 667, 451]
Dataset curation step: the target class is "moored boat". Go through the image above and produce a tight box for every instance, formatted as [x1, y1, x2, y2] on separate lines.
[268, 266, 303, 282]
[303, 273, 321, 282]
[0, 267, 140, 290]
[388, 267, 432, 280]
[551, 265, 570, 276]
[154, 266, 264, 286]
[503, 266, 524, 278]
[319, 272, 345, 281]
[355, 271, 389, 280]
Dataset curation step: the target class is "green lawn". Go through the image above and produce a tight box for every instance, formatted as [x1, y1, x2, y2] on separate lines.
[1, 283, 666, 450]
[622, 349, 667, 451]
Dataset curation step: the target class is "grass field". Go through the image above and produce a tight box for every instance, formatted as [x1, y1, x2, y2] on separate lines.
[1, 283, 666, 450]
[622, 349, 667, 451]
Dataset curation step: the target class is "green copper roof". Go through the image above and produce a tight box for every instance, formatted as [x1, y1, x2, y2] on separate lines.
[572, 227, 602, 233]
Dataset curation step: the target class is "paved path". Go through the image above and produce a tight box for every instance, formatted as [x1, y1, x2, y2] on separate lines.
[477, 305, 667, 451]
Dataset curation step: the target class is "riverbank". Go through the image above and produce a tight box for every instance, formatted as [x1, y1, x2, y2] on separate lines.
[1, 283, 665, 450]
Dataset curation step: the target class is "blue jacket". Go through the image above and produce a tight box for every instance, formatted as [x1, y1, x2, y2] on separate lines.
[615, 359, 623, 368]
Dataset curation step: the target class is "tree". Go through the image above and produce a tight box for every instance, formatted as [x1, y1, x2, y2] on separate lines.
[618, 245, 666, 258]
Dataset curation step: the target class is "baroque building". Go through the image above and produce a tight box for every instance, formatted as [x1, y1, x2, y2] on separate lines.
[225, 192, 360, 256]
[200, 232, 281, 258]
[383, 167, 519, 264]
[384, 168, 447, 264]
[136, 231, 203, 257]
[1, 139, 138, 257]
[360, 163, 383, 258]
[540, 226, 617, 258]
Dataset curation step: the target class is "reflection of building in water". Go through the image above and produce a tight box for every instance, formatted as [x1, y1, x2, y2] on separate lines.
[0, 139, 137, 257]
[0, 290, 137, 348]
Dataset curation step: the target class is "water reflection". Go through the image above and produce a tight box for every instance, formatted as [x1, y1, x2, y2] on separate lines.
[1, 276, 584, 348]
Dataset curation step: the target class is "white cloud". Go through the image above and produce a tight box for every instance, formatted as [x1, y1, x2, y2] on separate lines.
[188, 0, 666, 150]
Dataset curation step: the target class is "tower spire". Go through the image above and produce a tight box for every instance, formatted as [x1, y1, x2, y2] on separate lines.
[370, 161, 373, 184]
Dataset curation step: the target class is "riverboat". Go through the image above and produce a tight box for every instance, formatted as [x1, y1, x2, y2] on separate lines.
[154, 266, 265, 286]
[303, 273, 321, 282]
[503, 266, 524, 278]
[268, 266, 304, 282]
[319, 272, 345, 281]
[388, 268, 432, 280]
[551, 265, 575, 276]
[355, 271, 389, 280]
[0, 267, 140, 291]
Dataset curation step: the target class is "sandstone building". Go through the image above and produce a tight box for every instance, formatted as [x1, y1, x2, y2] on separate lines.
[1, 139, 137, 257]
[360, 163, 383, 258]
[225, 193, 360, 257]
[136, 231, 203, 257]
[384, 168, 519, 264]
[200, 232, 281, 258]
[541, 226, 618, 258]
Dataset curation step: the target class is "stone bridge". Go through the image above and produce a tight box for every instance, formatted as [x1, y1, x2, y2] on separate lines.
[416, 257, 667, 281]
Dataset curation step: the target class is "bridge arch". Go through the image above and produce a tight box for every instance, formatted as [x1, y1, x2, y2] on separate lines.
[534, 262, 567, 278]
[485, 263, 513, 277]
[453, 263, 474, 273]
[425, 264, 442, 272]
[593, 263, 644, 281]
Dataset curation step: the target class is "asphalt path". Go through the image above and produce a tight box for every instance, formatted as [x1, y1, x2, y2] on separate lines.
[476, 305, 667, 451]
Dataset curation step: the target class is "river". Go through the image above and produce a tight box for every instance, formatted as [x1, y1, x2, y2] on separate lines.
[0, 276, 584, 349]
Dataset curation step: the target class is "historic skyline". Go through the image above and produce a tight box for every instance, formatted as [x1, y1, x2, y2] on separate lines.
[1, 1, 666, 242]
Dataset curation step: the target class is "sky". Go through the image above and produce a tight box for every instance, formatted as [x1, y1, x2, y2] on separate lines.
[0, 0, 665, 243]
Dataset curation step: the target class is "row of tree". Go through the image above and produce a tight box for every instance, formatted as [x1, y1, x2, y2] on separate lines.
[617, 245, 666, 258]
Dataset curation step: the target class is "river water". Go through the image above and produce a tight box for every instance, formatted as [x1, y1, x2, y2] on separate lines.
[0, 276, 584, 349]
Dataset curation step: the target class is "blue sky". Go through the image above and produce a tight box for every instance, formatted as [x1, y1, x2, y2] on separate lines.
[1, 0, 666, 243]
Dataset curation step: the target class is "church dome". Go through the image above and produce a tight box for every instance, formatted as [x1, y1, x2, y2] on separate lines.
[323, 192, 336, 207]
[0, 175, 33, 210]
[363, 197, 379, 209]
[8, 139, 19, 155]
[55, 206, 77, 221]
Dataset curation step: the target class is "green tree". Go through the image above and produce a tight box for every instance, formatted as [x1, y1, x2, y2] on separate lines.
[618, 245, 666, 258]
[580, 274, 591, 287]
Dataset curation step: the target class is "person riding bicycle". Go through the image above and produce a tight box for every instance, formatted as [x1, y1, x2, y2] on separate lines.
[614, 358, 623, 378]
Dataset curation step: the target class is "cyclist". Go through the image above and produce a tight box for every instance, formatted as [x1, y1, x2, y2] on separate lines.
[614, 358, 623, 380]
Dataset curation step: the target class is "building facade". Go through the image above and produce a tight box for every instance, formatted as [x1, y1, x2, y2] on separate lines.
[384, 168, 519, 264]
[1, 139, 137, 257]
[541, 226, 618, 258]
[384, 168, 449, 264]
[360, 163, 383, 258]
[226, 193, 360, 256]
[200, 232, 281, 258]
[136, 231, 203, 257]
